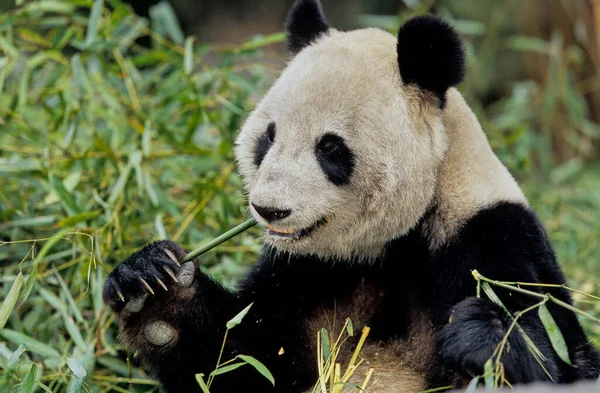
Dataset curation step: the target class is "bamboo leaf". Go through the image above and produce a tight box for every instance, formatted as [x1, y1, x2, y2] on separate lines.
[67, 358, 88, 379]
[195, 373, 210, 393]
[226, 303, 253, 329]
[85, 0, 104, 47]
[210, 361, 247, 376]
[184, 37, 194, 76]
[237, 355, 275, 386]
[149, 2, 184, 44]
[345, 318, 354, 337]
[0, 272, 24, 330]
[17, 363, 38, 393]
[18, 227, 72, 307]
[538, 304, 573, 366]
[483, 359, 494, 390]
[0, 159, 42, 174]
[7, 344, 28, 371]
[57, 211, 101, 227]
[320, 328, 331, 361]
[465, 377, 479, 393]
[68, 377, 83, 393]
[2, 329, 61, 359]
[49, 173, 81, 216]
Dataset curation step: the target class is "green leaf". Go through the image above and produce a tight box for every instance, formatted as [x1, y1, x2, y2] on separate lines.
[345, 318, 354, 336]
[320, 328, 331, 361]
[57, 211, 100, 227]
[341, 382, 361, 390]
[149, 2, 184, 44]
[237, 355, 275, 386]
[1, 329, 61, 360]
[538, 304, 573, 365]
[234, 32, 285, 53]
[481, 282, 503, 307]
[210, 361, 247, 376]
[70, 54, 89, 91]
[68, 377, 83, 393]
[195, 373, 210, 393]
[7, 344, 29, 371]
[107, 159, 133, 205]
[67, 358, 88, 379]
[0, 272, 24, 330]
[49, 173, 80, 216]
[20, 1, 75, 14]
[226, 303, 253, 329]
[17, 363, 38, 393]
[155, 213, 167, 239]
[506, 36, 551, 55]
[85, 0, 104, 48]
[5, 216, 56, 228]
[465, 377, 479, 393]
[36, 382, 53, 393]
[483, 359, 494, 390]
[184, 37, 194, 76]
[142, 120, 153, 157]
[0, 158, 42, 174]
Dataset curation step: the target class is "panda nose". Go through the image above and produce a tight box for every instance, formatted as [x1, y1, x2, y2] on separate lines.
[251, 203, 292, 222]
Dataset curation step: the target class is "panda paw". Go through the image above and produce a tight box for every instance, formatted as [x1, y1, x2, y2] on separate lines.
[103, 240, 197, 349]
[438, 297, 509, 377]
[438, 297, 559, 383]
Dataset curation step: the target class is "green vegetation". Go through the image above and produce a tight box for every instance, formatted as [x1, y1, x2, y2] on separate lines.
[0, 0, 598, 392]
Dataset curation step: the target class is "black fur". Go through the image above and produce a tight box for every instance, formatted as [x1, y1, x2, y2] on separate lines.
[285, 0, 329, 54]
[438, 297, 557, 383]
[104, 203, 600, 392]
[253, 122, 276, 167]
[397, 15, 465, 107]
[315, 133, 355, 186]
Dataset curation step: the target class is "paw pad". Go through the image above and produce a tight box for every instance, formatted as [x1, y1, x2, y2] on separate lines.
[125, 293, 149, 313]
[176, 262, 195, 288]
[144, 320, 177, 346]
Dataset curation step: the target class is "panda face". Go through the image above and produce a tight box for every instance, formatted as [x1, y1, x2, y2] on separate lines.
[235, 28, 449, 261]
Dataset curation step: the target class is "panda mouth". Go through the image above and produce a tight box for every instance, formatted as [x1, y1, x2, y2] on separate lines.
[267, 217, 328, 239]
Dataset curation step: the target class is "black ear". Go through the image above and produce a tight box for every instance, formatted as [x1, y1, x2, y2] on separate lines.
[397, 15, 465, 107]
[286, 0, 329, 54]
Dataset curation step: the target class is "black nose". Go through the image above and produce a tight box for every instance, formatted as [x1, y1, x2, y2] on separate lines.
[251, 203, 292, 222]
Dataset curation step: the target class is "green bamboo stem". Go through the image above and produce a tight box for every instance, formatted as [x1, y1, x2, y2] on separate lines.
[181, 219, 257, 263]
[472, 270, 600, 325]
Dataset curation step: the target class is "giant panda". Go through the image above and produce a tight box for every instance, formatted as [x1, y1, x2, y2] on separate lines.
[102, 0, 600, 392]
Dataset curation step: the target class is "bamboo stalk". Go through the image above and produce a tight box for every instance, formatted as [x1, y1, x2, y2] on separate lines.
[181, 219, 257, 262]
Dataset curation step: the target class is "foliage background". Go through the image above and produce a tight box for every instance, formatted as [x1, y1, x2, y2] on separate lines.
[0, 0, 598, 392]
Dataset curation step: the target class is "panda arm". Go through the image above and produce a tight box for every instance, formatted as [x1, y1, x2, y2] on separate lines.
[431, 202, 600, 383]
[104, 242, 341, 393]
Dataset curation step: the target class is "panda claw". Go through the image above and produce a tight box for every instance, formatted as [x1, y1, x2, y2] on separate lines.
[163, 266, 179, 283]
[155, 276, 168, 291]
[116, 288, 125, 302]
[139, 277, 155, 295]
[164, 248, 181, 267]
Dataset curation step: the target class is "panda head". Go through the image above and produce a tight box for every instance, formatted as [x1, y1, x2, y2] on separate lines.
[235, 0, 465, 261]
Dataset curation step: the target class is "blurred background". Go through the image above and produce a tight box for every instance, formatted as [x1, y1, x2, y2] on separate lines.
[0, 0, 599, 391]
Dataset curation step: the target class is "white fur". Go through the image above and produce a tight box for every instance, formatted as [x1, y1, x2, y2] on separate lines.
[235, 27, 525, 261]
[422, 88, 527, 249]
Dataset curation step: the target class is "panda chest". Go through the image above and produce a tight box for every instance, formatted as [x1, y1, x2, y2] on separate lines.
[303, 282, 435, 393]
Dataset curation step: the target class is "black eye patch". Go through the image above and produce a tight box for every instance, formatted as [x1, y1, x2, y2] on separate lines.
[315, 133, 355, 186]
[254, 122, 276, 167]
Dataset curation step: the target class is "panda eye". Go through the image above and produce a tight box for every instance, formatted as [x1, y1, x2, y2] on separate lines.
[266, 122, 276, 144]
[317, 134, 340, 154]
[253, 121, 276, 167]
[315, 133, 355, 186]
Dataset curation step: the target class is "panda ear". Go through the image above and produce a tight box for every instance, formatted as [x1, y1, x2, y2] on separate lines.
[397, 15, 465, 107]
[286, 0, 330, 55]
